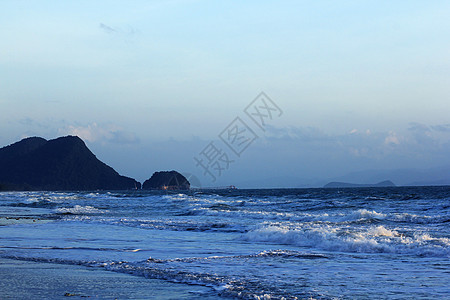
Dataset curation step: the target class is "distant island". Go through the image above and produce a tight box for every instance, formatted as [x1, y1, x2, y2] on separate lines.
[143, 171, 190, 190]
[0, 136, 140, 191]
[324, 180, 396, 188]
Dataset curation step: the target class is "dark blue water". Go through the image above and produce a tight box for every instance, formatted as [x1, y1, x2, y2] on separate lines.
[1, 187, 449, 299]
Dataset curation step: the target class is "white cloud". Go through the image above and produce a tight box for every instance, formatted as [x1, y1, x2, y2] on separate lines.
[384, 131, 400, 145]
[349, 147, 369, 157]
[59, 123, 139, 145]
[431, 124, 450, 132]
[61, 124, 100, 142]
[264, 125, 332, 142]
[264, 125, 449, 162]
[407, 122, 450, 146]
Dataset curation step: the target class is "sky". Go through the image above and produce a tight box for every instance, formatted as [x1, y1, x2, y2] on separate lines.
[1, 0, 449, 187]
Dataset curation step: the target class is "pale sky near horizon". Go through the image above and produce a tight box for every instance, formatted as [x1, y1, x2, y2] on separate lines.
[1, 1, 449, 187]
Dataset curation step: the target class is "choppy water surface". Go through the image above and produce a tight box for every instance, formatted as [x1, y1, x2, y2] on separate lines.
[1, 187, 449, 299]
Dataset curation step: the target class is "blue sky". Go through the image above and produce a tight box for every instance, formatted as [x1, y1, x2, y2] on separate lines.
[1, 1, 449, 187]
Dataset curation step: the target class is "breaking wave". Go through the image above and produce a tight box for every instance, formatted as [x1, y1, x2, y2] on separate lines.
[56, 205, 107, 215]
[242, 224, 450, 257]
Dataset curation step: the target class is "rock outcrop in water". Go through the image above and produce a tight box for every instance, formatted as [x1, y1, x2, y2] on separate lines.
[0, 136, 141, 191]
[142, 171, 190, 190]
[324, 180, 396, 188]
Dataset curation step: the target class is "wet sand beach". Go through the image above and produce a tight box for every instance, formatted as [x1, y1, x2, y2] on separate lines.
[0, 258, 219, 299]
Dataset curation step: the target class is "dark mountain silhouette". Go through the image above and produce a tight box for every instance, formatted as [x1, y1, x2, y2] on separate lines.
[0, 136, 140, 191]
[142, 171, 190, 190]
[324, 180, 396, 188]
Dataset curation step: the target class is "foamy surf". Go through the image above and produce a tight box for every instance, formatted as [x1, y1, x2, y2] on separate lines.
[242, 224, 450, 257]
[56, 205, 107, 215]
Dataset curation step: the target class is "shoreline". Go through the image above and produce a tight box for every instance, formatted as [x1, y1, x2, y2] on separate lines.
[0, 257, 220, 299]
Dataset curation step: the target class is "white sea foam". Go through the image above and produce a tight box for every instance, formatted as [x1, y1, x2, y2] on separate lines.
[242, 224, 450, 257]
[56, 205, 106, 214]
[347, 209, 387, 220]
[192, 204, 447, 227]
[190, 206, 385, 226]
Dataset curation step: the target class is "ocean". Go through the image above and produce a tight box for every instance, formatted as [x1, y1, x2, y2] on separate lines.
[0, 187, 449, 299]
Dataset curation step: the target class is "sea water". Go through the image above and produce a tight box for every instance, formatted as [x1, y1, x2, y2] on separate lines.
[0, 187, 449, 299]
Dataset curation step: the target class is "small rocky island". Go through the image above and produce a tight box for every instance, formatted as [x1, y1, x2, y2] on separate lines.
[0, 136, 140, 191]
[142, 171, 190, 190]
